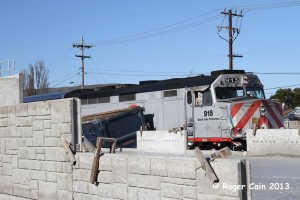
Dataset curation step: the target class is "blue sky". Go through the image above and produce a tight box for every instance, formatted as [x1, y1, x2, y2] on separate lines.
[1, 0, 300, 98]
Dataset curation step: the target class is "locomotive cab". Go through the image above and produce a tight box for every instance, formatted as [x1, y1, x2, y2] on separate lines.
[186, 70, 282, 150]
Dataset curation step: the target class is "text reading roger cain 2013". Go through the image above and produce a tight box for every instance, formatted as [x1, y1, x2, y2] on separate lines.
[212, 182, 290, 192]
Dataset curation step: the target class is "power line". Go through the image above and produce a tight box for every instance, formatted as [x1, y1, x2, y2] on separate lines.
[234, 0, 300, 11]
[93, 14, 223, 46]
[51, 70, 81, 87]
[265, 83, 300, 90]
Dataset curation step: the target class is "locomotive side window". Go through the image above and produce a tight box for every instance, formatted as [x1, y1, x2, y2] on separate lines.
[195, 90, 212, 106]
[202, 90, 212, 106]
[187, 91, 192, 104]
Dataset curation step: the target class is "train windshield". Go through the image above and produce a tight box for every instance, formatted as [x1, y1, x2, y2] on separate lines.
[216, 86, 265, 100]
[216, 87, 244, 100]
[245, 87, 265, 99]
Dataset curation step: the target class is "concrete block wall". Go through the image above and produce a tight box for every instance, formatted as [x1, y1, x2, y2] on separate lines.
[247, 129, 300, 156]
[0, 74, 23, 106]
[73, 152, 248, 200]
[0, 98, 78, 200]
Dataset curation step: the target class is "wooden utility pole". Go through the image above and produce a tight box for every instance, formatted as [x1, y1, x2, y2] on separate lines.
[220, 10, 243, 70]
[72, 36, 93, 89]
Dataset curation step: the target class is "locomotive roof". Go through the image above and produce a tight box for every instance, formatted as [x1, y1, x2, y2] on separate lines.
[23, 69, 248, 102]
[65, 74, 218, 99]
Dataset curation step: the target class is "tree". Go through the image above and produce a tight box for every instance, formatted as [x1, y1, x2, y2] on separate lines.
[269, 88, 299, 108]
[22, 60, 49, 96]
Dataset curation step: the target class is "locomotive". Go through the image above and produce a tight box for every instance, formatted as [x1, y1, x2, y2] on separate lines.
[24, 69, 284, 150]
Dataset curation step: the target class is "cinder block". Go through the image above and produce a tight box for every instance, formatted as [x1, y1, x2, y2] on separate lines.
[2, 155, 12, 163]
[128, 174, 160, 190]
[0, 107, 8, 118]
[98, 155, 112, 171]
[45, 137, 61, 147]
[16, 116, 33, 127]
[160, 176, 196, 187]
[31, 189, 39, 200]
[81, 194, 99, 200]
[13, 184, 31, 199]
[12, 156, 18, 168]
[0, 139, 6, 154]
[113, 183, 127, 200]
[63, 163, 73, 174]
[27, 103, 37, 116]
[0, 118, 8, 127]
[30, 180, 39, 190]
[73, 181, 88, 193]
[0, 175, 13, 194]
[151, 157, 167, 177]
[42, 161, 60, 172]
[13, 169, 30, 185]
[26, 138, 33, 147]
[37, 154, 45, 161]
[33, 120, 44, 131]
[30, 170, 47, 181]
[128, 187, 138, 200]
[50, 100, 71, 124]
[137, 188, 160, 200]
[47, 171, 57, 182]
[161, 183, 183, 199]
[6, 138, 17, 150]
[73, 169, 90, 181]
[20, 127, 33, 138]
[50, 124, 61, 137]
[18, 138, 27, 147]
[73, 192, 83, 200]
[58, 190, 73, 200]
[128, 156, 150, 175]
[88, 183, 98, 195]
[44, 120, 51, 129]
[97, 171, 113, 184]
[33, 131, 45, 147]
[57, 173, 73, 191]
[45, 147, 68, 162]
[16, 104, 28, 117]
[18, 147, 37, 160]
[112, 156, 127, 183]
[39, 181, 58, 199]
[19, 159, 42, 170]
[60, 123, 72, 134]
[97, 183, 113, 198]
[0, 194, 10, 200]
[183, 186, 197, 199]
[167, 159, 196, 179]
[37, 102, 51, 116]
[2, 163, 12, 176]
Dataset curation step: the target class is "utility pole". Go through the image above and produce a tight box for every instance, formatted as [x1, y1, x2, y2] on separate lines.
[72, 36, 93, 89]
[219, 9, 243, 70]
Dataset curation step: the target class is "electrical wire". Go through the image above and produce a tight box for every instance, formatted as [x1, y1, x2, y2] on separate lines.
[93, 14, 223, 46]
[93, 8, 222, 46]
[50, 70, 81, 87]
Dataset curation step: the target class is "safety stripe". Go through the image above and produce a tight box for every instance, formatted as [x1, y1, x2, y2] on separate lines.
[269, 102, 284, 126]
[231, 102, 244, 118]
[262, 101, 283, 128]
[274, 102, 283, 114]
[233, 100, 262, 134]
